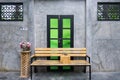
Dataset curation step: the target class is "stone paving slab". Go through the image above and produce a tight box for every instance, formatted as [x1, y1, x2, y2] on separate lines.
[0, 72, 120, 80]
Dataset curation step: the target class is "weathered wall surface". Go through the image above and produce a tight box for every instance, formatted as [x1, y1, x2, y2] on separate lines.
[34, 0, 86, 48]
[87, 0, 120, 71]
[0, 0, 120, 72]
[0, 0, 30, 71]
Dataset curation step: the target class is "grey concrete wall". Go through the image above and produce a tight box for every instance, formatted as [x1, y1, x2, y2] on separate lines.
[0, 0, 30, 71]
[0, 0, 120, 72]
[87, 0, 120, 71]
[34, 0, 86, 48]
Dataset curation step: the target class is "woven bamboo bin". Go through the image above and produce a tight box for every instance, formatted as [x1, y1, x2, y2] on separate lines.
[20, 51, 30, 78]
[60, 54, 70, 64]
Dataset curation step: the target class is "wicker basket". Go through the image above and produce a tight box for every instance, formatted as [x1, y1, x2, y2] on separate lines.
[20, 51, 30, 78]
[60, 54, 70, 64]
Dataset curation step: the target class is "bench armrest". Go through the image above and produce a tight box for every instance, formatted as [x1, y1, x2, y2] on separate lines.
[31, 54, 35, 58]
[86, 55, 90, 58]
[30, 54, 36, 63]
[86, 55, 90, 63]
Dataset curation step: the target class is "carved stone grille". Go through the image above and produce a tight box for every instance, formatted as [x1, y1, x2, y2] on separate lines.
[97, 2, 120, 21]
[0, 3, 23, 21]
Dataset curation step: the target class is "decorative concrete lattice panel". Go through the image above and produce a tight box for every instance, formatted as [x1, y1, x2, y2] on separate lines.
[97, 2, 120, 21]
[20, 51, 30, 78]
[0, 3, 23, 21]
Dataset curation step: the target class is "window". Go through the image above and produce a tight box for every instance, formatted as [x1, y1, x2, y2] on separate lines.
[97, 2, 120, 21]
[0, 3, 23, 21]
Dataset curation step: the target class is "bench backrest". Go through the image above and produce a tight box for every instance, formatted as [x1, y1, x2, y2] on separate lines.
[34, 48, 87, 57]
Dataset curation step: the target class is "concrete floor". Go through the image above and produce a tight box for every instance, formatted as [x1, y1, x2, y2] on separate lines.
[0, 72, 120, 80]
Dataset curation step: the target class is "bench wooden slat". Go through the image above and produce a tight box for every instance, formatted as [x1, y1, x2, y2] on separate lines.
[68, 54, 86, 57]
[35, 48, 86, 50]
[31, 54, 86, 57]
[31, 60, 90, 66]
[33, 53, 62, 57]
[35, 51, 86, 54]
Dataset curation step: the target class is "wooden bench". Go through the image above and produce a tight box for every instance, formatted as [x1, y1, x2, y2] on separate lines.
[30, 48, 91, 80]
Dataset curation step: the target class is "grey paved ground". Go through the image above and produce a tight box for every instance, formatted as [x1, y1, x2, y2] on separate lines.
[0, 72, 120, 80]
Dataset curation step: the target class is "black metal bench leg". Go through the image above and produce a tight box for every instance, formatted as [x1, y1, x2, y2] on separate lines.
[89, 65, 91, 80]
[34, 58, 37, 73]
[84, 66, 86, 73]
[34, 66, 37, 73]
[84, 58, 87, 73]
[30, 66, 32, 80]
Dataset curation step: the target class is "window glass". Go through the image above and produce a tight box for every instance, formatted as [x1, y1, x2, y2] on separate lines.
[63, 29, 70, 38]
[50, 29, 58, 38]
[63, 19, 70, 28]
[50, 40, 58, 48]
[62, 40, 70, 48]
[50, 19, 58, 28]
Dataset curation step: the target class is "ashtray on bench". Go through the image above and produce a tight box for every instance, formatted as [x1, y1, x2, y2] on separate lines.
[60, 53, 70, 64]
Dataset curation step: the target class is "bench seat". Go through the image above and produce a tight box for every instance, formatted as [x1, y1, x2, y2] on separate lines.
[30, 48, 91, 80]
[31, 60, 90, 66]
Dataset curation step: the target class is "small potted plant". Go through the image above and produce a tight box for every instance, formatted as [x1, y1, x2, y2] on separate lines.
[20, 41, 31, 51]
[20, 41, 31, 77]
